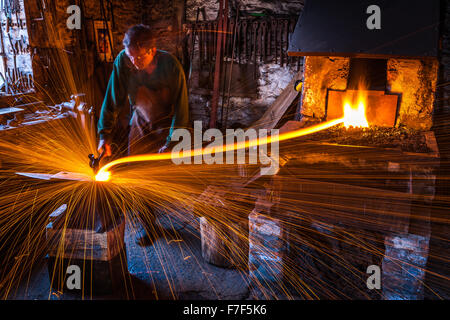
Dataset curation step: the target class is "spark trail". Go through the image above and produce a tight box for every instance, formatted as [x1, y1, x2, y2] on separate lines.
[96, 118, 345, 181]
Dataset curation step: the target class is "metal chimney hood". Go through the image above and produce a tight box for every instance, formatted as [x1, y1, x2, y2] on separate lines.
[288, 0, 441, 59]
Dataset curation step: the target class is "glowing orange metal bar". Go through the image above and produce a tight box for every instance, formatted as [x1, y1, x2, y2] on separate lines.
[95, 118, 344, 181]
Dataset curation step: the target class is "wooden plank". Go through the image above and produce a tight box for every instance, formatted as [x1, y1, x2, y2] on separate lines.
[46, 219, 125, 261]
[250, 71, 302, 130]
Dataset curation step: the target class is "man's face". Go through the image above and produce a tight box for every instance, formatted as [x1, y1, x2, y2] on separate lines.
[126, 46, 156, 70]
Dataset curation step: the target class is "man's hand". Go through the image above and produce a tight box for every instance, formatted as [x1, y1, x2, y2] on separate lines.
[98, 139, 112, 157]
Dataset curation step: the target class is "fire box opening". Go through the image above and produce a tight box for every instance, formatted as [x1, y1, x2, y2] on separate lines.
[326, 58, 399, 128]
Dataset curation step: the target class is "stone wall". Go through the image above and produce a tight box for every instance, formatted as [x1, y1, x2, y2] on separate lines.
[387, 59, 438, 130]
[300, 56, 350, 119]
[186, 0, 305, 22]
[186, 0, 304, 128]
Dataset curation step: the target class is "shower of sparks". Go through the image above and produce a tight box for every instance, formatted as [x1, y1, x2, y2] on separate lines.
[0, 19, 448, 301]
[95, 171, 111, 182]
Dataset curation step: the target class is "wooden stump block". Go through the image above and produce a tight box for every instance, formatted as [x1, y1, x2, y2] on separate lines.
[248, 208, 289, 284]
[46, 204, 129, 296]
[200, 217, 249, 269]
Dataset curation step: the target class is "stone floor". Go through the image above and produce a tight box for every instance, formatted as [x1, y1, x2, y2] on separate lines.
[6, 211, 440, 300]
[8, 214, 252, 300]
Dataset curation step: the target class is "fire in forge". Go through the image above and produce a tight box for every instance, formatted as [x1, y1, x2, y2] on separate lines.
[0, 0, 449, 308]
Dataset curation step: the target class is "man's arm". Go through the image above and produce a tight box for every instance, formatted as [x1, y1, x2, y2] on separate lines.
[98, 51, 130, 147]
[162, 56, 190, 151]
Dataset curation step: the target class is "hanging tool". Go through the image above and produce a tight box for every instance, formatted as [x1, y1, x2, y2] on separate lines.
[199, 22, 205, 66]
[227, 20, 234, 58]
[241, 20, 248, 61]
[261, 21, 267, 62]
[236, 20, 241, 64]
[252, 21, 258, 79]
[222, 6, 240, 129]
[209, 0, 228, 129]
[188, 8, 201, 81]
[277, 19, 283, 66]
[99, 0, 115, 59]
[212, 21, 218, 62]
[271, 19, 277, 63]
[211, 21, 217, 63]
[258, 21, 263, 63]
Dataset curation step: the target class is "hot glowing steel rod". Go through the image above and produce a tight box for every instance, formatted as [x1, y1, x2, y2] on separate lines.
[95, 118, 345, 181]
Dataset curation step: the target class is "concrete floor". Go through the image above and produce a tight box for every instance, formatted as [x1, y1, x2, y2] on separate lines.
[9, 214, 253, 300]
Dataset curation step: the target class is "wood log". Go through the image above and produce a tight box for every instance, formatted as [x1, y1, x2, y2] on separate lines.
[200, 217, 249, 269]
[45, 205, 129, 296]
[46, 218, 125, 261]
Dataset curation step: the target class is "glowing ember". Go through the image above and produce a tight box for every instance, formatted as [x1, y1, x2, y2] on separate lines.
[343, 101, 369, 128]
[95, 171, 111, 182]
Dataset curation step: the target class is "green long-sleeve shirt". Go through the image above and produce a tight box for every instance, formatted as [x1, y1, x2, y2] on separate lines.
[98, 49, 189, 146]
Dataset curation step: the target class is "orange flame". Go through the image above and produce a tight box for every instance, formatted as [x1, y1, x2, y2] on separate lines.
[343, 88, 369, 128]
[343, 101, 369, 128]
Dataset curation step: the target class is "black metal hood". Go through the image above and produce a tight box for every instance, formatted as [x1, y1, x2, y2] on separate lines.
[288, 0, 441, 59]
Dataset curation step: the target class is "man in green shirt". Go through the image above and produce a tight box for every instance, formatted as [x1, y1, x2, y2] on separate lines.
[97, 24, 190, 245]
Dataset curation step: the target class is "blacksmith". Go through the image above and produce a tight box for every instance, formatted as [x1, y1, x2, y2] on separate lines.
[97, 24, 190, 246]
